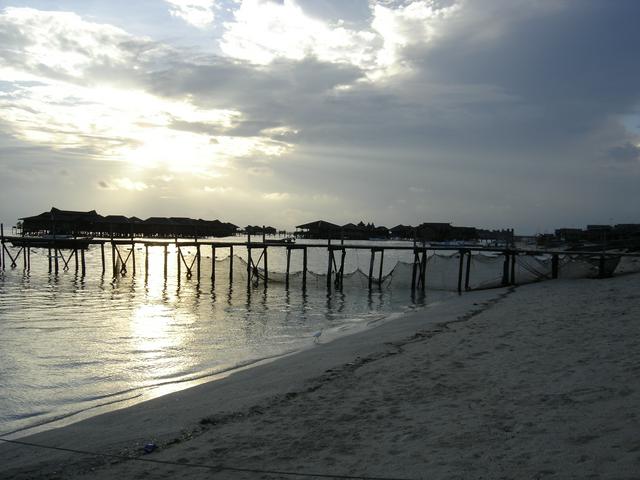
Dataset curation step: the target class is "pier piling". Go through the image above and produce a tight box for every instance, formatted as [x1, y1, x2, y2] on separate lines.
[464, 250, 471, 291]
[368, 249, 375, 290]
[302, 247, 307, 291]
[211, 246, 216, 284]
[457, 250, 464, 294]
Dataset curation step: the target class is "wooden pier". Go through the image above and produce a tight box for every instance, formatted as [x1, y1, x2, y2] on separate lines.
[1, 223, 638, 294]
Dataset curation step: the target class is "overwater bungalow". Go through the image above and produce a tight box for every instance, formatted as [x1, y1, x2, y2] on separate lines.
[19, 207, 237, 238]
[295, 220, 342, 239]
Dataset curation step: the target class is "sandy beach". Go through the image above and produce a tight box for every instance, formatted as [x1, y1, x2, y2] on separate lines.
[1, 273, 639, 479]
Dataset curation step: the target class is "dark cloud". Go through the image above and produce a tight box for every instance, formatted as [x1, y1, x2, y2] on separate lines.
[1, 2, 640, 231]
[608, 142, 640, 163]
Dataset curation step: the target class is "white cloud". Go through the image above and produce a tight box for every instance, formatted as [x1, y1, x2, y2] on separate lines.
[218, 0, 458, 79]
[0, 7, 141, 79]
[263, 192, 290, 201]
[204, 185, 233, 193]
[0, 7, 295, 177]
[114, 177, 149, 191]
[220, 0, 378, 68]
[165, 0, 216, 28]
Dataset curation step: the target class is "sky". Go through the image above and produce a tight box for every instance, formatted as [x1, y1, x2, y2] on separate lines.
[0, 0, 639, 234]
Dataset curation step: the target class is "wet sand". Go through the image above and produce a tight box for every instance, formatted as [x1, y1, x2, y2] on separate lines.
[2, 273, 639, 479]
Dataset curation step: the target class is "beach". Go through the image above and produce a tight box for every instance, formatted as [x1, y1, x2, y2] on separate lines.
[1, 273, 639, 479]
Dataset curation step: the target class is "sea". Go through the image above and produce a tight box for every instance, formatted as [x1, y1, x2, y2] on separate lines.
[0, 237, 456, 438]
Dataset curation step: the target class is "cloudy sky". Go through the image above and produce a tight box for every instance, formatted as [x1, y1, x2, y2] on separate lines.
[1, 0, 639, 233]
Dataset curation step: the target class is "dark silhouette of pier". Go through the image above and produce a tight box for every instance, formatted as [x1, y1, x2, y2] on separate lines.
[2, 223, 637, 295]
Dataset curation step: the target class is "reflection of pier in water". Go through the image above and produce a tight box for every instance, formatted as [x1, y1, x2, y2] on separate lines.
[1, 224, 638, 294]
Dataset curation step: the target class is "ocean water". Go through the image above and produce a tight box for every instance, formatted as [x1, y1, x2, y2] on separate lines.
[3, 237, 637, 438]
[0, 238, 454, 438]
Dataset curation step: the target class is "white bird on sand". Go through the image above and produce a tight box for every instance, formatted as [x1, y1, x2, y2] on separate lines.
[312, 330, 323, 343]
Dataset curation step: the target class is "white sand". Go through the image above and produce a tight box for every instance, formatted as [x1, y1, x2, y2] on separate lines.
[1, 273, 639, 479]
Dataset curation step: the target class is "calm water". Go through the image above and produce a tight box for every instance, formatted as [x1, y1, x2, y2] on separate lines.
[0, 238, 454, 437]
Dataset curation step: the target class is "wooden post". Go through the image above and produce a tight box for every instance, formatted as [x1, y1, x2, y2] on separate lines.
[229, 245, 234, 283]
[339, 248, 346, 290]
[196, 243, 201, 280]
[551, 253, 559, 279]
[74, 248, 78, 272]
[263, 246, 268, 286]
[378, 249, 384, 285]
[211, 246, 216, 284]
[111, 243, 116, 277]
[81, 248, 86, 276]
[420, 248, 427, 291]
[302, 246, 307, 291]
[55, 248, 59, 274]
[457, 250, 464, 295]
[101, 243, 105, 274]
[411, 249, 418, 291]
[247, 237, 252, 286]
[326, 238, 333, 290]
[176, 241, 181, 279]
[0, 223, 4, 270]
[502, 252, 509, 286]
[285, 247, 291, 288]
[131, 240, 136, 276]
[145, 244, 149, 279]
[368, 249, 375, 290]
[23, 246, 27, 270]
[163, 245, 168, 279]
[48, 248, 52, 273]
[598, 254, 605, 279]
[464, 250, 471, 291]
[27, 247, 31, 271]
[510, 253, 516, 285]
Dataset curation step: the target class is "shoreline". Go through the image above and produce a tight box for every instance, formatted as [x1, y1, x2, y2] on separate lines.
[2, 274, 639, 478]
[0, 290, 452, 441]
